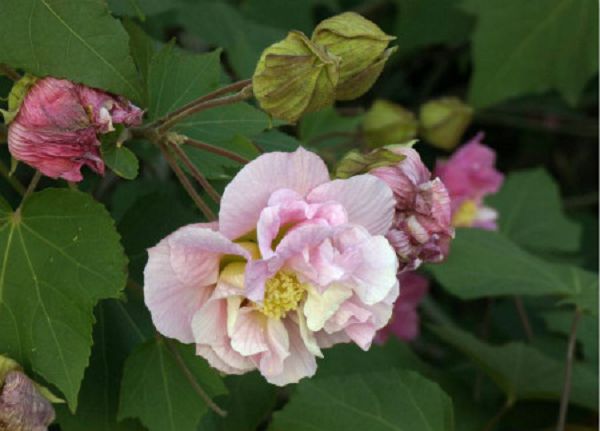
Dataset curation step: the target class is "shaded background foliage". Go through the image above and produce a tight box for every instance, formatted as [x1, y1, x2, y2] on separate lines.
[0, 0, 597, 430]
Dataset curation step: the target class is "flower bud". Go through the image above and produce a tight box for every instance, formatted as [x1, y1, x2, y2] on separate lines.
[419, 97, 473, 150]
[363, 100, 418, 148]
[312, 12, 396, 100]
[0, 371, 55, 431]
[334, 145, 408, 179]
[252, 31, 339, 122]
[7, 76, 143, 182]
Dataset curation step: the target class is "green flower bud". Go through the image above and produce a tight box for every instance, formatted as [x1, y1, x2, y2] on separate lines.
[419, 97, 473, 150]
[312, 12, 396, 101]
[363, 100, 418, 148]
[252, 31, 340, 123]
[334, 145, 411, 179]
[0, 73, 38, 124]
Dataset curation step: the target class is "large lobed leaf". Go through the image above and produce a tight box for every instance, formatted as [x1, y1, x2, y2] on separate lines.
[0, 189, 128, 410]
[488, 169, 581, 252]
[0, 0, 143, 102]
[119, 338, 227, 431]
[464, 0, 599, 107]
[431, 325, 598, 410]
[270, 369, 455, 431]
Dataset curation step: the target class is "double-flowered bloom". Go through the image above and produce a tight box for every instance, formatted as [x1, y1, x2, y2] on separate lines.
[434, 132, 504, 230]
[8, 77, 143, 181]
[144, 148, 400, 385]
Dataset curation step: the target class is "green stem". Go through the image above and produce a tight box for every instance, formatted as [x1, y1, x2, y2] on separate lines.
[513, 296, 534, 341]
[0, 64, 20, 81]
[556, 309, 582, 431]
[0, 160, 25, 195]
[182, 136, 250, 164]
[169, 142, 221, 204]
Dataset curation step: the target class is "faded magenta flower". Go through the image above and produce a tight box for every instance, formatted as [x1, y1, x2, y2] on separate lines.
[370, 146, 453, 272]
[7, 77, 143, 182]
[434, 132, 504, 229]
[0, 371, 55, 431]
[144, 148, 399, 385]
[375, 271, 429, 343]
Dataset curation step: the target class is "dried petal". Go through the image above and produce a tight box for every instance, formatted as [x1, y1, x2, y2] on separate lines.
[0, 371, 55, 431]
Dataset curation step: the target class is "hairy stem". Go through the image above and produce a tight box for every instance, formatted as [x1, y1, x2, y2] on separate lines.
[0, 160, 25, 195]
[158, 142, 216, 221]
[556, 309, 582, 431]
[182, 137, 250, 164]
[16, 170, 42, 214]
[157, 85, 253, 134]
[169, 142, 221, 204]
[164, 338, 227, 418]
[513, 296, 534, 341]
[0, 64, 21, 81]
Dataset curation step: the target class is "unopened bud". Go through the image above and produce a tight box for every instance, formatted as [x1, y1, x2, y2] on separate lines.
[419, 97, 473, 150]
[312, 12, 396, 100]
[252, 31, 339, 122]
[0, 371, 55, 431]
[363, 100, 418, 148]
[335, 145, 408, 179]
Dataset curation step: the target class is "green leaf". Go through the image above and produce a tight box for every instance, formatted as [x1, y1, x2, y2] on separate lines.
[123, 19, 159, 102]
[431, 325, 598, 410]
[0, 0, 143, 102]
[252, 130, 301, 152]
[393, 0, 474, 53]
[488, 169, 581, 252]
[271, 369, 455, 431]
[0, 189, 128, 410]
[108, 0, 175, 18]
[56, 295, 152, 430]
[119, 338, 227, 431]
[464, 0, 599, 107]
[199, 372, 277, 431]
[177, 0, 285, 78]
[239, 0, 315, 34]
[428, 228, 574, 299]
[101, 142, 140, 180]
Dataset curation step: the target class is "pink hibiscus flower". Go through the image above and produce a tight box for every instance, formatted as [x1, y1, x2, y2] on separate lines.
[434, 132, 504, 229]
[375, 271, 429, 343]
[144, 148, 400, 385]
[370, 146, 453, 272]
[8, 77, 143, 181]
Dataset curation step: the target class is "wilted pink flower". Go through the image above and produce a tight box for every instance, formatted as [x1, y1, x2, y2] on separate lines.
[8, 77, 143, 182]
[434, 132, 504, 229]
[370, 146, 453, 272]
[0, 371, 55, 431]
[375, 271, 429, 343]
[144, 148, 399, 385]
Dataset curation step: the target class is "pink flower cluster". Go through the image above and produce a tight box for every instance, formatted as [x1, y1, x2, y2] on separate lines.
[8, 77, 143, 181]
[144, 148, 400, 385]
[434, 132, 504, 230]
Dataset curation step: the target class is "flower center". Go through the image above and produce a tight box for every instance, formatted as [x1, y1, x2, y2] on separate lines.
[452, 200, 478, 227]
[258, 271, 307, 319]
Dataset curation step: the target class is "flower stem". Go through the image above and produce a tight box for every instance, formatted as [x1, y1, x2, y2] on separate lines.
[15, 170, 41, 215]
[0, 160, 25, 195]
[556, 308, 582, 431]
[513, 296, 534, 341]
[483, 400, 512, 431]
[182, 137, 250, 164]
[164, 337, 227, 418]
[0, 64, 21, 81]
[157, 84, 253, 134]
[169, 142, 221, 204]
[158, 142, 216, 221]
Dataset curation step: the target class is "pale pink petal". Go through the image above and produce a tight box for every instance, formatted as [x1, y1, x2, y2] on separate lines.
[220, 147, 330, 240]
[264, 320, 317, 386]
[144, 224, 249, 343]
[257, 318, 290, 378]
[303, 283, 352, 332]
[230, 309, 270, 356]
[307, 174, 395, 236]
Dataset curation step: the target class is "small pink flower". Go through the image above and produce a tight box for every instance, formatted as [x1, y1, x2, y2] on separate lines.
[144, 148, 400, 385]
[434, 132, 503, 229]
[370, 147, 453, 272]
[0, 371, 55, 431]
[8, 77, 143, 182]
[375, 271, 429, 343]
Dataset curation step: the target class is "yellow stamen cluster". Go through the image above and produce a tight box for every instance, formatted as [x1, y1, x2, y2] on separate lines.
[258, 271, 307, 319]
[452, 200, 478, 227]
